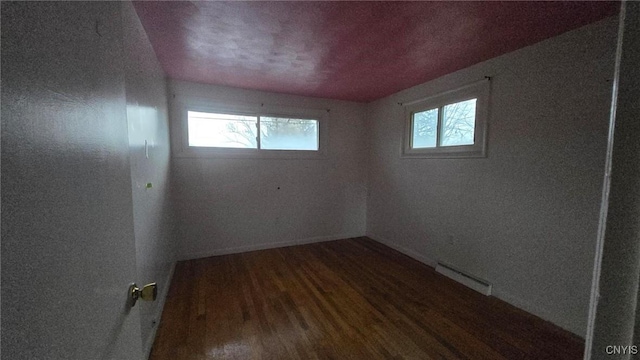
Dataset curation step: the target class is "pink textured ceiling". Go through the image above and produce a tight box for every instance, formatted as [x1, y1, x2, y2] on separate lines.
[133, 1, 618, 103]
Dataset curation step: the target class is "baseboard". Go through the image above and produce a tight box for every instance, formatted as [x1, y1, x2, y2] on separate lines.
[143, 261, 176, 360]
[366, 233, 437, 267]
[178, 233, 365, 261]
[366, 232, 584, 338]
[436, 262, 492, 296]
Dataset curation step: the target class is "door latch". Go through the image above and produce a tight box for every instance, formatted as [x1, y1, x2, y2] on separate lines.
[129, 283, 157, 307]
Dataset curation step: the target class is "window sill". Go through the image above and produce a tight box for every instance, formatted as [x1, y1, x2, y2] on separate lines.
[173, 147, 328, 160]
[401, 147, 486, 159]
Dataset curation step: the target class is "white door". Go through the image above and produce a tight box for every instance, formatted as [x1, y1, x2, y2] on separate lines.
[1, 2, 143, 359]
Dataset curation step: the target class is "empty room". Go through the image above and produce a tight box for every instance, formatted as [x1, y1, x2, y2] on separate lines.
[2, 1, 640, 359]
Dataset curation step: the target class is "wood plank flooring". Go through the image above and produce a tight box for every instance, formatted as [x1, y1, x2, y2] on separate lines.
[149, 237, 584, 359]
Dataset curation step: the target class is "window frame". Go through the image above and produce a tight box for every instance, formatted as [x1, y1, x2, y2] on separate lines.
[172, 97, 329, 159]
[402, 79, 490, 159]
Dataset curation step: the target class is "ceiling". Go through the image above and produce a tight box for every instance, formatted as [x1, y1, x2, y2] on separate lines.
[133, 1, 618, 103]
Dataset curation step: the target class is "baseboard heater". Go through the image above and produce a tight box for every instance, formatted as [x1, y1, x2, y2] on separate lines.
[435, 262, 492, 296]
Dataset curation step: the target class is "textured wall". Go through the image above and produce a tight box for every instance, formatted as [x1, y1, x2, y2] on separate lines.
[1, 2, 142, 359]
[121, 1, 175, 355]
[366, 17, 618, 336]
[168, 80, 367, 260]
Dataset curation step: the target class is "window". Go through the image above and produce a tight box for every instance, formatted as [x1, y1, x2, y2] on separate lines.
[403, 79, 489, 158]
[188, 112, 258, 148]
[259, 117, 319, 151]
[173, 99, 327, 159]
[187, 111, 319, 151]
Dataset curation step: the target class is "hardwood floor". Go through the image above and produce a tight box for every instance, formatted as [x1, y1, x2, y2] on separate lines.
[149, 237, 584, 359]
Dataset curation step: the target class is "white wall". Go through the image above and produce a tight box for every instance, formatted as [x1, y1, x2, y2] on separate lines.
[366, 17, 618, 336]
[1, 2, 144, 359]
[168, 80, 367, 260]
[588, 3, 640, 359]
[121, 1, 175, 356]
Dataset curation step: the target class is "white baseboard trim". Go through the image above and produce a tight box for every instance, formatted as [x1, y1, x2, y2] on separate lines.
[366, 233, 437, 267]
[366, 232, 584, 338]
[143, 261, 176, 360]
[178, 233, 365, 261]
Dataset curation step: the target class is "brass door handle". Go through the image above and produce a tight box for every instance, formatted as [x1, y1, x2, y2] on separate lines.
[129, 283, 157, 307]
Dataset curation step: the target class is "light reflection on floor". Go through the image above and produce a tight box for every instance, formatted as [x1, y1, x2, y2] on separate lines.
[207, 340, 251, 358]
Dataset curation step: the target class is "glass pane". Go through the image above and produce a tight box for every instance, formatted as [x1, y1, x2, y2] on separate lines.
[441, 99, 476, 147]
[411, 108, 438, 148]
[188, 111, 257, 148]
[260, 117, 319, 151]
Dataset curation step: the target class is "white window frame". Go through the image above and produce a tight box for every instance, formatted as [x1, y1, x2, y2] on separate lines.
[402, 79, 490, 159]
[171, 97, 329, 159]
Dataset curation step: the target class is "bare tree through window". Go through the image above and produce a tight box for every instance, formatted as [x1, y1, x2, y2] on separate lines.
[412, 98, 476, 148]
[260, 117, 318, 150]
[224, 121, 257, 148]
[187, 111, 318, 150]
[188, 111, 258, 148]
[413, 108, 438, 148]
[442, 98, 476, 146]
